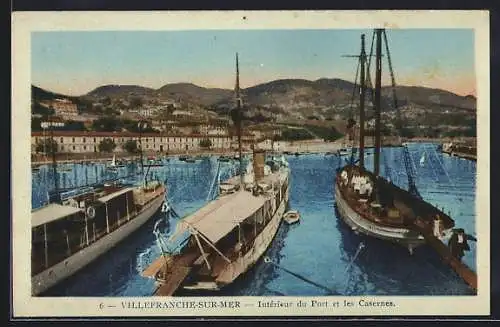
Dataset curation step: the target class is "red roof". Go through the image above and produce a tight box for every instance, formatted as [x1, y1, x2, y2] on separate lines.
[31, 130, 232, 138]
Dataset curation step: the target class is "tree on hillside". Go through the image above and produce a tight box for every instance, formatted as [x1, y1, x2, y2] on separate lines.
[32, 117, 42, 131]
[129, 96, 143, 109]
[61, 120, 86, 131]
[35, 138, 58, 155]
[31, 102, 55, 117]
[75, 98, 93, 113]
[92, 117, 122, 132]
[199, 138, 212, 149]
[122, 119, 158, 133]
[166, 105, 175, 116]
[123, 140, 139, 154]
[98, 138, 116, 153]
[101, 96, 112, 106]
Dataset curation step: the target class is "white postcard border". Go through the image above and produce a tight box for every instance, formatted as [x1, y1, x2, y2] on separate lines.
[11, 10, 490, 317]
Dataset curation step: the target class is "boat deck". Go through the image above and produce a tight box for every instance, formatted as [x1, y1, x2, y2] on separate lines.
[143, 167, 289, 295]
[225, 168, 288, 188]
[133, 183, 166, 206]
[143, 251, 200, 278]
[154, 266, 193, 296]
[337, 165, 454, 230]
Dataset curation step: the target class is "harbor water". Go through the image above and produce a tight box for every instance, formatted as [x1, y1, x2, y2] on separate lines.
[31, 143, 477, 296]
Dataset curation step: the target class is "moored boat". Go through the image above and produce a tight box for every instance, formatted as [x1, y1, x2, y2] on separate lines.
[142, 53, 291, 295]
[284, 210, 300, 225]
[31, 123, 167, 296]
[32, 180, 166, 295]
[334, 29, 456, 254]
[338, 147, 352, 157]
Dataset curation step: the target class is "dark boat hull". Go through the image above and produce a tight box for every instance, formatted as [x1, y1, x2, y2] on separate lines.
[334, 183, 426, 252]
[334, 165, 454, 253]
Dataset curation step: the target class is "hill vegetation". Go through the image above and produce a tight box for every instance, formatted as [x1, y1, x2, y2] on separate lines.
[32, 76, 476, 139]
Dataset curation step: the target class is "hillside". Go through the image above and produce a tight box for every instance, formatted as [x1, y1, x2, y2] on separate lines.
[383, 86, 476, 111]
[156, 83, 232, 106]
[32, 85, 80, 102]
[86, 85, 155, 98]
[33, 78, 476, 123]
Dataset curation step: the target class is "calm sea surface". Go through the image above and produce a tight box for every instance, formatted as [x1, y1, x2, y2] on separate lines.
[32, 142, 477, 296]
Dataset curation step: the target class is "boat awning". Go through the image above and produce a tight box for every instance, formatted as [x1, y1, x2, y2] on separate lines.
[183, 190, 266, 244]
[164, 229, 192, 254]
[32, 203, 84, 228]
[97, 187, 135, 203]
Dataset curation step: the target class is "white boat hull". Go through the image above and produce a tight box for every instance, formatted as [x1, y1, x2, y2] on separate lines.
[334, 182, 426, 252]
[215, 184, 289, 286]
[284, 216, 299, 225]
[32, 194, 164, 296]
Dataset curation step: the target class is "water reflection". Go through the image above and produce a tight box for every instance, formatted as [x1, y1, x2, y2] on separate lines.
[33, 144, 476, 296]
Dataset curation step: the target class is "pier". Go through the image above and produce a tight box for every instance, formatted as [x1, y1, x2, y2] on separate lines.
[441, 149, 477, 162]
[441, 140, 477, 162]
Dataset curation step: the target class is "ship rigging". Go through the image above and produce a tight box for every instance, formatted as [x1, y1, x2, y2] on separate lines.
[334, 29, 477, 290]
[143, 53, 291, 296]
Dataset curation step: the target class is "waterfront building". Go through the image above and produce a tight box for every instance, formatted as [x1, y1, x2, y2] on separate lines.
[31, 131, 236, 154]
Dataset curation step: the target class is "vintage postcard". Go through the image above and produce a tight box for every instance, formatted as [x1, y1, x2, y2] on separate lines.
[12, 10, 490, 317]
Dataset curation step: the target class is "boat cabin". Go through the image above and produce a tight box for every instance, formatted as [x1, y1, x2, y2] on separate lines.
[31, 186, 138, 277]
[148, 155, 289, 294]
[31, 204, 87, 276]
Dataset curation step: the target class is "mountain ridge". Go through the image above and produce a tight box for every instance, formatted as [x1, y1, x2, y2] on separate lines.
[32, 77, 476, 118]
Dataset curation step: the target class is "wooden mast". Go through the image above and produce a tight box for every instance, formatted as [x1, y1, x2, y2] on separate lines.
[359, 34, 366, 169]
[373, 29, 383, 177]
[235, 52, 244, 186]
[49, 121, 59, 197]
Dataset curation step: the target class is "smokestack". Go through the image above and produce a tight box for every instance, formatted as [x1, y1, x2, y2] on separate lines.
[253, 149, 265, 182]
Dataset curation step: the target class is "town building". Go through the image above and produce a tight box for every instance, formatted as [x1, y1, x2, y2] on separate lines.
[40, 98, 79, 119]
[31, 131, 237, 154]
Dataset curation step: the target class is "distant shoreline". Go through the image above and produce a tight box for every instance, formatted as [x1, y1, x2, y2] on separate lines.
[31, 137, 475, 166]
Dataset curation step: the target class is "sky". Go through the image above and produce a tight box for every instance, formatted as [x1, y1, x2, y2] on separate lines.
[31, 29, 475, 97]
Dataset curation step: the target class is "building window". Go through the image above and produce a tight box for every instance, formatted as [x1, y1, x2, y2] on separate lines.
[60, 145, 64, 151]
[83, 138, 86, 143]
[72, 137, 75, 142]
[73, 145, 75, 150]
[83, 145, 86, 150]
[60, 137, 63, 143]
[94, 138, 96, 142]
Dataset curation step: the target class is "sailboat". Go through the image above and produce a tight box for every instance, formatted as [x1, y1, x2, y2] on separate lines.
[107, 154, 126, 170]
[334, 29, 457, 255]
[419, 152, 426, 167]
[31, 123, 167, 296]
[142, 53, 290, 295]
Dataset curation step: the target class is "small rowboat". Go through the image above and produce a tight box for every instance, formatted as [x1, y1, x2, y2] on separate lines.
[219, 183, 238, 195]
[283, 210, 300, 225]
